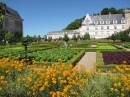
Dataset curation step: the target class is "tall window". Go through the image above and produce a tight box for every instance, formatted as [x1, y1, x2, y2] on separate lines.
[114, 31, 117, 34]
[87, 26, 89, 30]
[95, 27, 98, 30]
[101, 26, 103, 29]
[122, 25, 125, 29]
[107, 26, 109, 29]
[101, 31, 104, 34]
[114, 26, 117, 29]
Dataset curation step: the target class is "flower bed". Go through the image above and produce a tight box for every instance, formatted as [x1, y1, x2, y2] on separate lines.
[102, 52, 130, 65]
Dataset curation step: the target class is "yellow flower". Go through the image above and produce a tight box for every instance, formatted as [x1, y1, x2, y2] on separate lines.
[56, 91, 60, 96]
[1, 81, 7, 85]
[110, 88, 114, 92]
[112, 77, 117, 81]
[107, 71, 111, 75]
[63, 88, 68, 93]
[28, 77, 32, 82]
[121, 87, 124, 92]
[117, 82, 121, 87]
[27, 92, 31, 96]
[122, 75, 127, 82]
[39, 86, 44, 91]
[126, 87, 129, 91]
[63, 70, 69, 77]
[69, 64, 73, 69]
[52, 80, 57, 84]
[114, 83, 117, 87]
[24, 84, 29, 88]
[0, 87, 2, 91]
[0, 76, 5, 80]
[114, 88, 119, 92]
[44, 81, 49, 87]
[112, 69, 116, 73]
[121, 93, 125, 97]
[97, 68, 101, 73]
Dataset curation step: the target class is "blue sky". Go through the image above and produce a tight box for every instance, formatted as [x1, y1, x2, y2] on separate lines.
[3, 0, 130, 37]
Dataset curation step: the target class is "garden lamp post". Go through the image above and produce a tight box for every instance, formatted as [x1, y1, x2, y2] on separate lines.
[22, 40, 28, 58]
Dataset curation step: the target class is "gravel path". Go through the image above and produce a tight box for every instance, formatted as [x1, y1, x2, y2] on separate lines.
[75, 52, 96, 71]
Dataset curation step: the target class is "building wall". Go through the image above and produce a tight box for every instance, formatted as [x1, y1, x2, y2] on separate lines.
[125, 13, 130, 29]
[3, 16, 23, 34]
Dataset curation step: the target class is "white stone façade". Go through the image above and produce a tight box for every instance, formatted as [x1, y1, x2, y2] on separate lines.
[47, 8, 130, 39]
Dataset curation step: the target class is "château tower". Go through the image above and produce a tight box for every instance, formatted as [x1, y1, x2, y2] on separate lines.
[124, 8, 130, 29]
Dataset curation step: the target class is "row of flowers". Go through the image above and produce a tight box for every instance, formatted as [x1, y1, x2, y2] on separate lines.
[0, 57, 130, 97]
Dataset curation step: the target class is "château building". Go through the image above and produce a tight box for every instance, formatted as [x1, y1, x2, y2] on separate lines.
[47, 8, 130, 39]
[2, 6, 23, 35]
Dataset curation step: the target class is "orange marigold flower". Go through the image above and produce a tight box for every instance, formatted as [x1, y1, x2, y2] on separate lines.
[0, 76, 5, 80]
[0, 87, 2, 91]
[39, 86, 44, 91]
[121, 93, 125, 97]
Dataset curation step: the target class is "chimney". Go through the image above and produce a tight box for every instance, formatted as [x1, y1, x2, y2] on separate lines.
[99, 12, 101, 19]
[109, 12, 111, 17]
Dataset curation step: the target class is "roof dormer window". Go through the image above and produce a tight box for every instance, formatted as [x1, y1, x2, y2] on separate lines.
[106, 19, 110, 24]
[113, 18, 117, 24]
[94, 19, 98, 24]
[121, 18, 125, 23]
[100, 19, 104, 24]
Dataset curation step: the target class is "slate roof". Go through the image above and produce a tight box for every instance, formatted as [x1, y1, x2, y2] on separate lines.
[5, 6, 22, 19]
[90, 14, 124, 25]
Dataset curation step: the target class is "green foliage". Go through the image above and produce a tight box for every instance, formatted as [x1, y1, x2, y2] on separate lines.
[5, 31, 14, 44]
[0, 2, 6, 29]
[14, 32, 22, 42]
[37, 35, 41, 42]
[64, 17, 85, 30]
[48, 37, 52, 43]
[72, 34, 78, 42]
[108, 29, 130, 42]
[63, 34, 69, 42]
[67, 50, 85, 66]
[83, 33, 90, 40]
[101, 8, 109, 15]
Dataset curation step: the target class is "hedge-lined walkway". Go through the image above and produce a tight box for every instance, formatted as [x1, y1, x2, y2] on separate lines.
[75, 52, 96, 71]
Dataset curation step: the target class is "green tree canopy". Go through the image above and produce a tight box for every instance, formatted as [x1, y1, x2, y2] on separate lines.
[63, 34, 69, 42]
[5, 31, 14, 44]
[72, 34, 78, 42]
[101, 8, 109, 15]
[83, 33, 90, 40]
[108, 29, 130, 42]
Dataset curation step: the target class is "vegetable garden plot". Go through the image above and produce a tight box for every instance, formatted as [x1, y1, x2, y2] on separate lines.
[14, 48, 80, 62]
[102, 52, 130, 65]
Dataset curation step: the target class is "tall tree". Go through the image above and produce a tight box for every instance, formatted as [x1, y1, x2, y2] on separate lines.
[48, 37, 52, 43]
[109, 7, 117, 14]
[63, 34, 69, 48]
[101, 8, 109, 15]
[38, 35, 41, 42]
[83, 33, 90, 40]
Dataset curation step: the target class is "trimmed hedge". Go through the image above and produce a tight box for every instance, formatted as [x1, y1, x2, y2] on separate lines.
[66, 50, 86, 66]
